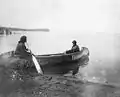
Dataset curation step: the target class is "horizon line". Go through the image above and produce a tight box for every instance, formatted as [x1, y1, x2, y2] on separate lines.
[0, 26, 50, 32]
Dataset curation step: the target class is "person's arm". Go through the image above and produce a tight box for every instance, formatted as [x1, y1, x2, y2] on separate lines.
[76, 45, 80, 51]
[72, 45, 80, 52]
[23, 44, 28, 51]
[22, 44, 31, 54]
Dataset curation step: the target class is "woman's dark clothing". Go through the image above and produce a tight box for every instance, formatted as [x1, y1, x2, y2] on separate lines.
[15, 42, 32, 60]
[71, 45, 80, 52]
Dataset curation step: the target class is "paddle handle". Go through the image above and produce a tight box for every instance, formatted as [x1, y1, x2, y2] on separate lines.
[26, 42, 43, 74]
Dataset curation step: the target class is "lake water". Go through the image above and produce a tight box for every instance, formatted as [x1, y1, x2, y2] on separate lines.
[0, 30, 120, 85]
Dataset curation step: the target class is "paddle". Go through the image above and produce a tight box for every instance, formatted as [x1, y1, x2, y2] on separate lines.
[26, 43, 43, 74]
[32, 55, 43, 74]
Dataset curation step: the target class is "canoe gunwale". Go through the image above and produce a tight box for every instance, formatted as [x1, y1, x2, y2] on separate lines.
[0, 47, 89, 62]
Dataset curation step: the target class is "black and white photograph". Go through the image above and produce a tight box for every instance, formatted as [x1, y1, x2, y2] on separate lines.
[0, 0, 120, 97]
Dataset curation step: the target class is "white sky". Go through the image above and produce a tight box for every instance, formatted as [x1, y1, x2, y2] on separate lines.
[0, 0, 120, 33]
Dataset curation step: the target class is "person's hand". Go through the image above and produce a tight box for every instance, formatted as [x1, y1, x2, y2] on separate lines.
[29, 50, 32, 53]
[27, 49, 30, 52]
[31, 53, 35, 56]
[28, 49, 31, 52]
[27, 49, 32, 54]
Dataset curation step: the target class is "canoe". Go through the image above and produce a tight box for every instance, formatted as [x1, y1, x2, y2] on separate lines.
[0, 47, 89, 75]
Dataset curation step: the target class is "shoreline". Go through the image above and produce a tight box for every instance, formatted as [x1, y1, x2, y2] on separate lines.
[0, 62, 119, 97]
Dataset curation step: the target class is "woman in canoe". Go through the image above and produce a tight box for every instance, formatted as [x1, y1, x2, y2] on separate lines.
[15, 35, 32, 60]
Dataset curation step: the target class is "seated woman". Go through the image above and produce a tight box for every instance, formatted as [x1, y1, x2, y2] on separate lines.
[14, 35, 32, 60]
[66, 40, 80, 54]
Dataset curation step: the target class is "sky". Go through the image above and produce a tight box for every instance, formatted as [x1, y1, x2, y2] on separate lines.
[0, 0, 120, 33]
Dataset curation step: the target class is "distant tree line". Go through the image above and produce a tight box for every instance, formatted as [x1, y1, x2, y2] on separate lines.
[0, 26, 49, 35]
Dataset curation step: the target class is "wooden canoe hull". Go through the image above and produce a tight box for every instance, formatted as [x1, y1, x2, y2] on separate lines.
[0, 47, 89, 75]
[39, 55, 89, 74]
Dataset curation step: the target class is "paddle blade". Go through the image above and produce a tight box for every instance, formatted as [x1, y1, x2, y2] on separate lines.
[32, 55, 43, 74]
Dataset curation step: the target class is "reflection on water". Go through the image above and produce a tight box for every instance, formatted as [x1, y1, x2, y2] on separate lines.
[0, 34, 21, 54]
[0, 31, 120, 85]
[82, 85, 103, 97]
[82, 84, 116, 97]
